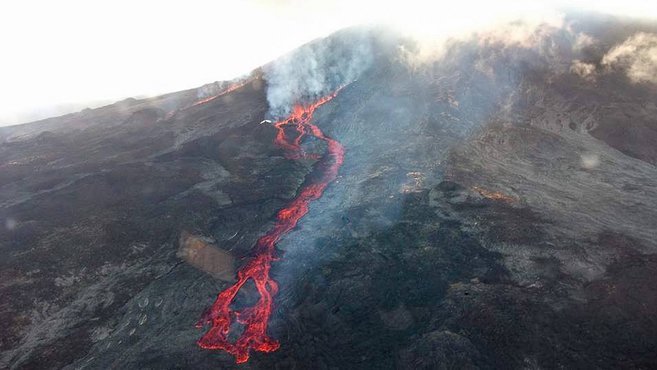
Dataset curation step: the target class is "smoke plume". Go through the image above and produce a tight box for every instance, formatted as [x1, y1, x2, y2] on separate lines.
[263, 30, 373, 118]
[602, 32, 657, 84]
[570, 60, 597, 81]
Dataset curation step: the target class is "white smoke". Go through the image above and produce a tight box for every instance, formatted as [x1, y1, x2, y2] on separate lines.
[570, 60, 597, 81]
[263, 30, 373, 118]
[398, 14, 597, 75]
[602, 32, 657, 84]
[573, 32, 596, 51]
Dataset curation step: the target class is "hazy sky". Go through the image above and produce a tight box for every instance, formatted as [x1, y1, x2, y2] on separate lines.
[1, 0, 655, 126]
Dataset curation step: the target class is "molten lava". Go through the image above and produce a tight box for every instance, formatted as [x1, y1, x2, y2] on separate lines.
[162, 79, 254, 122]
[471, 186, 517, 204]
[188, 79, 251, 108]
[195, 91, 345, 363]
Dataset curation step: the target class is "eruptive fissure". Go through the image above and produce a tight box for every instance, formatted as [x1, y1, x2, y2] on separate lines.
[195, 89, 345, 363]
[163, 79, 254, 121]
[187, 79, 252, 109]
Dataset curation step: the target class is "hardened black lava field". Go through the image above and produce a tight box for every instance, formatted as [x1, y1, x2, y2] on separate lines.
[2, 13, 657, 369]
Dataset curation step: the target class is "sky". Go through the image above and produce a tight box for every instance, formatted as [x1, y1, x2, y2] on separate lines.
[1, 0, 656, 126]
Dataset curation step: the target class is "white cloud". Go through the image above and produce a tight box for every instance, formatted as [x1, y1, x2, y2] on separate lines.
[573, 33, 596, 51]
[602, 32, 657, 84]
[570, 60, 597, 81]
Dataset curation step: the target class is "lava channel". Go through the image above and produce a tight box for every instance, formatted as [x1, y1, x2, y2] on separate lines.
[163, 79, 254, 121]
[187, 79, 250, 108]
[195, 90, 345, 363]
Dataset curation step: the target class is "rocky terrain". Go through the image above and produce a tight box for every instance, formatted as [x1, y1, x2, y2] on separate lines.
[1, 13, 657, 369]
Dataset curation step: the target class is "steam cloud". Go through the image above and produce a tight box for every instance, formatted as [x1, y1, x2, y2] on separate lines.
[399, 15, 601, 79]
[602, 32, 657, 84]
[264, 31, 373, 118]
[570, 60, 596, 81]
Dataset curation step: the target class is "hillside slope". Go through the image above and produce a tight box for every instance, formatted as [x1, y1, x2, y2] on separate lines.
[2, 14, 657, 369]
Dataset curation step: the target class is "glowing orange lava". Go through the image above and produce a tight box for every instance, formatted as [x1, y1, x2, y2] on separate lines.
[162, 79, 253, 122]
[187, 80, 251, 109]
[196, 90, 345, 364]
[471, 186, 517, 204]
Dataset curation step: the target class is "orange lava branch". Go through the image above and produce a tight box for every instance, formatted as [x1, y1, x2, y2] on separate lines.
[188, 80, 250, 109]
[196, 91, 344, 363]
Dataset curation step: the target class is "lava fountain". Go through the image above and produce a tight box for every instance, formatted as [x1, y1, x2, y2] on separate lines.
[195, 89, 345, 363]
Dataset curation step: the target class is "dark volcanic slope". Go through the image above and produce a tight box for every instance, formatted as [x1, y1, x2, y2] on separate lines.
[2, 15, 657, 370]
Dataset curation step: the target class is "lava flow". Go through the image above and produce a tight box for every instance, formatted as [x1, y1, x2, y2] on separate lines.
[163, 79, 254, 121]
[195, 90, 345, 364]
[187, 79, 252, 109]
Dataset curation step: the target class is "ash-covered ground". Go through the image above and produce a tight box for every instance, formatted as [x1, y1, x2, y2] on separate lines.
[2, 13, 657, 369]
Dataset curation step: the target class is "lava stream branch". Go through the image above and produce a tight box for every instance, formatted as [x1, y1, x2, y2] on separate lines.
[196, 90, 344, 364]
[164, 79, 255, 120]
[187, 79, 252, 109]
